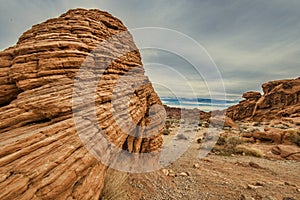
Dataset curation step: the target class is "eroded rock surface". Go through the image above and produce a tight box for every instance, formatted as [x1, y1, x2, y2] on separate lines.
[226, 77, 300, 121]
[0, 8, 164, 199]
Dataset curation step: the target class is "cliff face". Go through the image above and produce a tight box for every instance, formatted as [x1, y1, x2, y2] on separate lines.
[226, 77, 300, 121]
[0, 8, 164, 199]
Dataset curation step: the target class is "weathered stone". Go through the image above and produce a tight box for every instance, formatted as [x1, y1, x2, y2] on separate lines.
[242, 91, 261, 100]
[0, 8, 164, 199]
[271, 145, 300, 161]
[226, 77, 300, 121]
[252, 130, 282, 144]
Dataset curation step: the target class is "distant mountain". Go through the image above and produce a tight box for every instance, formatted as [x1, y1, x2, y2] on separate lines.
[161, 97, 240, 111]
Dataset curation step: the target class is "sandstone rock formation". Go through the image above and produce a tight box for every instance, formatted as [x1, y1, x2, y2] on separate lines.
[164, 105, 210, 120]
[226, 77, 300, 121]
[0, 8, 164, 199]
[242, 91, 261, 101]
[271, 145, 300, 161]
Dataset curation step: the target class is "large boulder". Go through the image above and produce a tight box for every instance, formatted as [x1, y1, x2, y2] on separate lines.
[0, 8, 164, 199]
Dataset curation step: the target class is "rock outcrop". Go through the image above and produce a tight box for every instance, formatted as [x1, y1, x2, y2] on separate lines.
[226, 77, 300, 121]
[271, 145, 300, 161]
[164, 105, 210, 120]
[0, 8, 164, 199]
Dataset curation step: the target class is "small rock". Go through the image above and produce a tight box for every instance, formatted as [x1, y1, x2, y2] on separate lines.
[196, 137, 203, 143]
[255, 181, 265, 186]
[202, 158, 212, 163]
[240, 194, 255, 200]
[284, 181, 296, 187]
[264, 196, 276, 200]
[202, 121, 209, 128]
[168, 169, 175, 177]
[282, 198, 296, 200]
[249, 161, 263, 169]
[162, 169, 169, 176]
[179, 172, 188, 177]
[193, 163, 200, 168]
[247, 184, 262, 190]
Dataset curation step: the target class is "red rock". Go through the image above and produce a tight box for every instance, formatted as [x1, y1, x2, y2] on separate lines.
[226, 77, 300, 121]
[210, 116, 239, 129]
[164, 105, 210, 120]
[0, 8, 164, 199]
[252, 130, 282, 144]
[242, 91, 261, 100]
[271, 145, 300, 161]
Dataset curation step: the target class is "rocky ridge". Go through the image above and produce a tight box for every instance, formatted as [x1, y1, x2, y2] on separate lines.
[226, 77, 300, 121]
[0, 8, 164, 199]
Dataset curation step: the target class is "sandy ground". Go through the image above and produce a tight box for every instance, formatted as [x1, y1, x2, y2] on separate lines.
[102, 120, 300, 200]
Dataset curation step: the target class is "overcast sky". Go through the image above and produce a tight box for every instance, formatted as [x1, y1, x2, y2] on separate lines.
[1, 0, 299, 99]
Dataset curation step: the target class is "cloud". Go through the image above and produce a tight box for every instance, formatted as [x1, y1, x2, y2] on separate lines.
[0, 0, 299, 100]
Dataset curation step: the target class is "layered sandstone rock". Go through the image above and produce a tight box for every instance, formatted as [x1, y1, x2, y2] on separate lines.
[0, 8, 164, 199]
[164, 105, 210, 120]
[226, 77, 300, 121]
[271, 145, 300, 161]
[242, 91, 261, 100]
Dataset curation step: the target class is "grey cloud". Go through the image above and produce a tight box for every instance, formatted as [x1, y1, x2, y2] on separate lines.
[0, 0, 299, 100]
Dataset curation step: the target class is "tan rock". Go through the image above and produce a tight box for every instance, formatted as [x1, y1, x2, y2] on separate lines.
[0, 8, 164, 199]
[193, 163, 200, 168]
[210, 116, 239, 129]
[271, 145, 300, 161]
[242, 91, 261, 100]
[179, 172, 188, 177]
[226, 77, 300, 121]
[252, 130, 282, 144]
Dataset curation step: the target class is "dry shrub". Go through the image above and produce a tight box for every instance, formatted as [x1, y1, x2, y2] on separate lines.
[235, 145, 264, 157]
[213, 135, 264, 157]
[226, 136, 244, 146]
[213, 136, 244, 156]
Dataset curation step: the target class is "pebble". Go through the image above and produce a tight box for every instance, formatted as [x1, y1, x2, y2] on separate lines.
[162, 169, 169, 176]
[264, 196, 276, 200]
[168, 169, 176, 177]
[193, 163, 200, 168]
[255, 181, 265, 186]
[179, 172, 188, 177]
[247, 184, 262, 190]
[240, 194, 255, 200]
